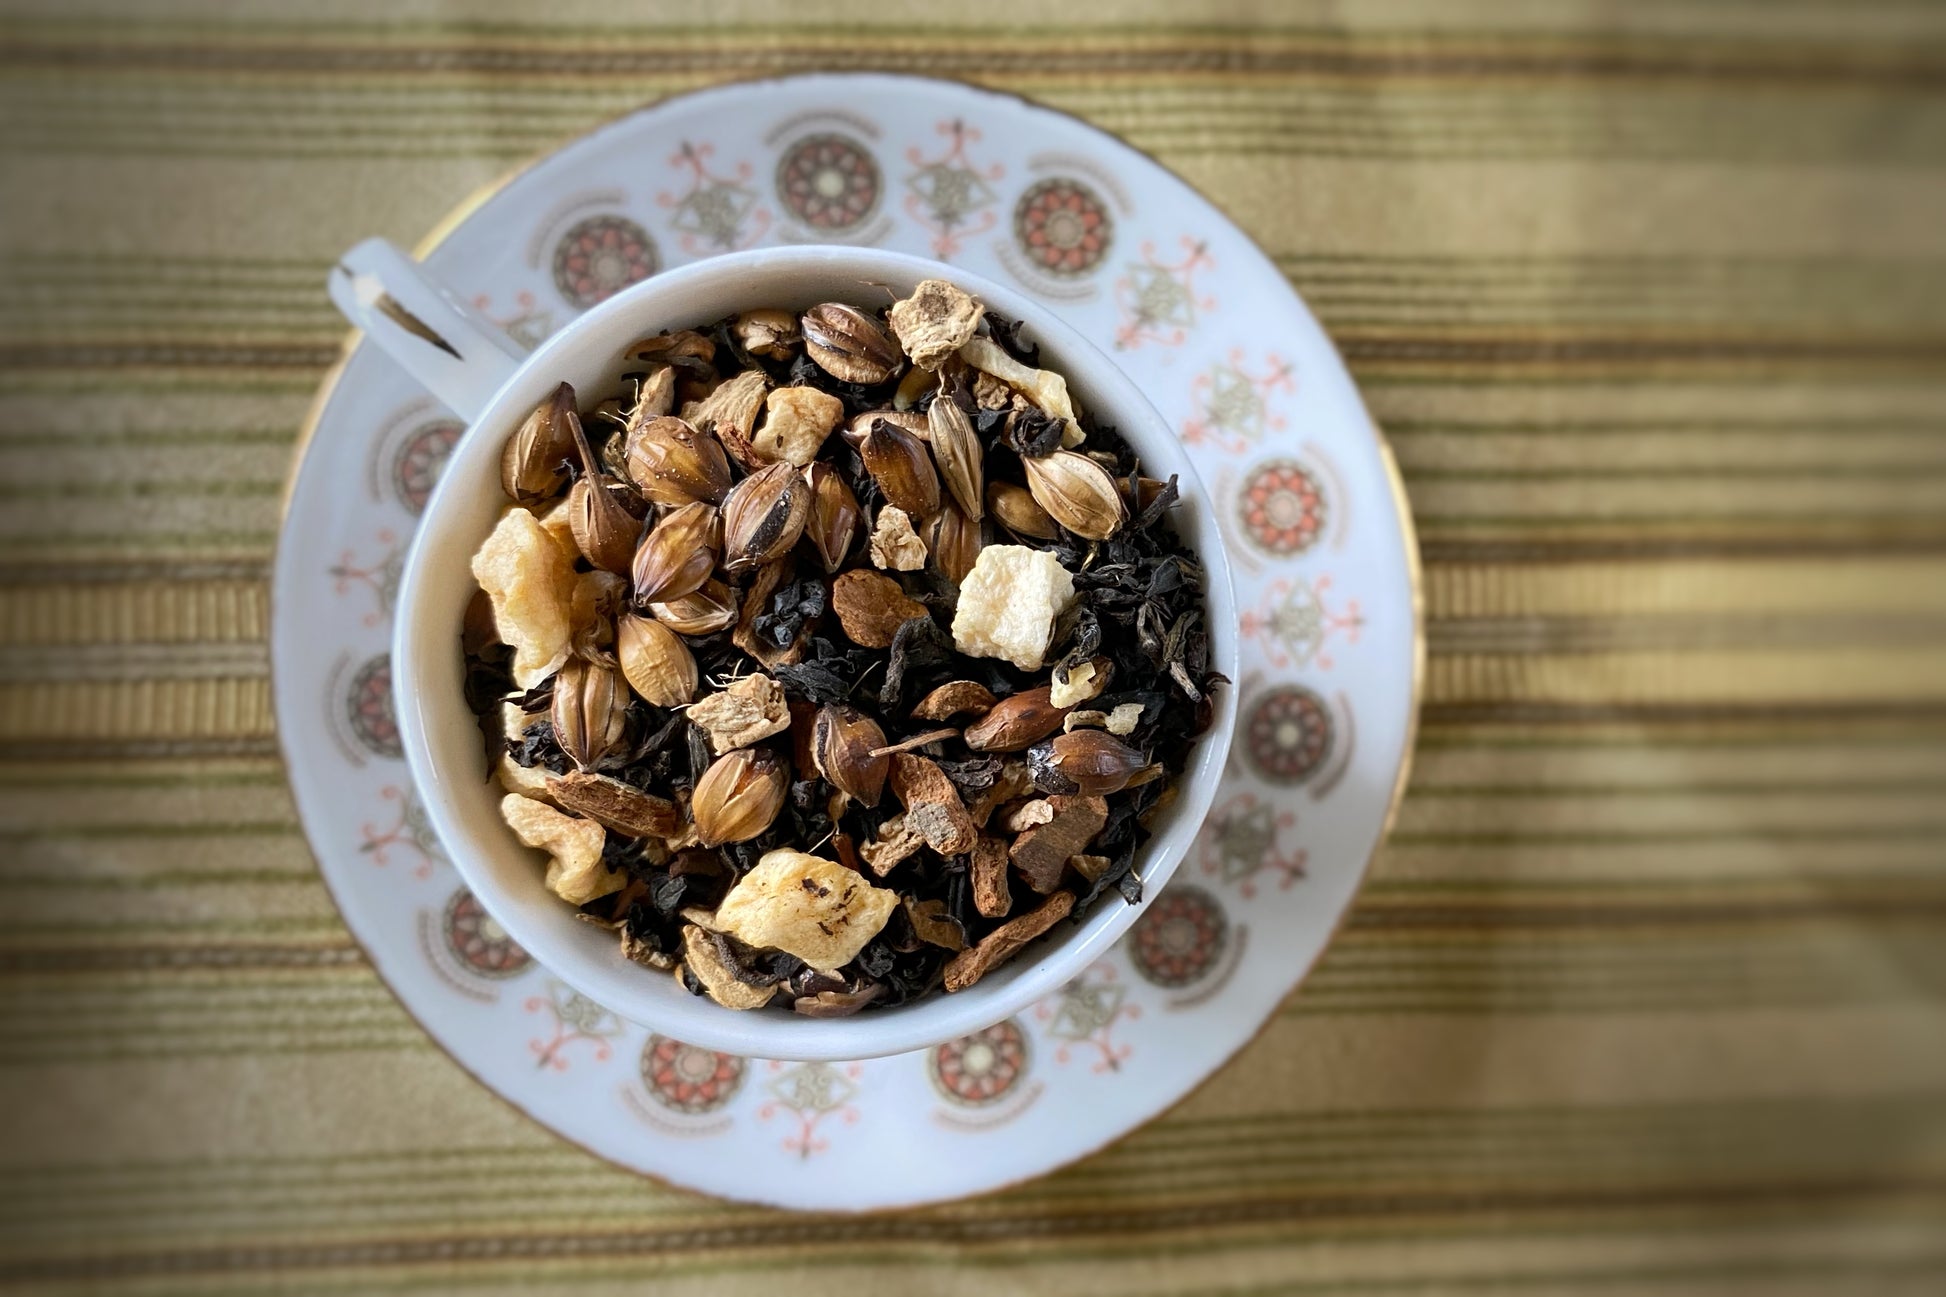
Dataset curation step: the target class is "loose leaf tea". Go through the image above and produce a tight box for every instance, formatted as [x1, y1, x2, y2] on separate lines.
[462, 278, 1223, 1014]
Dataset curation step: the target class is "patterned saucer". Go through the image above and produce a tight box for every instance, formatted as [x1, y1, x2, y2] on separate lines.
[272, 73, 1420, 1212]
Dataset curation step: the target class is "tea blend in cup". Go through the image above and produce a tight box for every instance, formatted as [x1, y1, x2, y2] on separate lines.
[463, 278, 1223, 1016]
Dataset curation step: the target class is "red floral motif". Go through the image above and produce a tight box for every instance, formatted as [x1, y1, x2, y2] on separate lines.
[1113, 237, 1215, 350]
[1036, 963, 1139, 1073]
[391, 419, 462, 515]
[1129, 886, 1228, 989]
[776, 133, 881, 231]
[903, 119, 1003, 258]
[659, 141, 770, 253]
[1182, 350, 1295, 455]
[1240, 575, 1364, 671]
[641, 1035, 745, 1114]
[525, 981, 622, 1072]
[328, 529, 402, 628]
[1199, 792, 1306, 897]
[551, 215, 658, 309]
[1013, 178, 1114, 277]
[358, 784, 444, 878]
[344, 654, 400, 759]
[443, 888, 531, 976]
[758, 1061, 862, 1159]
[929, 1020, 1030, 1106]
[1244, 686, 1333, 785]
[1239, 460, 1327, 557]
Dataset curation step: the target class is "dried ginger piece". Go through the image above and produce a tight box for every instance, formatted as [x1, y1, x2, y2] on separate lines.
[869, 506, 928, 571]
[752, 386, 843, 466]
[958, 336, 1075, 421]
[500, 793, 622, 905]
[472, 508, 578, 688]
[687, 673, 790, 753]
[943, 890, 1075, 991]
[888, 279, 984, 368]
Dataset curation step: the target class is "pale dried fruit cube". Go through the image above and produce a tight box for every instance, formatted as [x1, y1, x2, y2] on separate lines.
[752, 386, 844, 466]
[951, 544, 1075, 671]
[1106, 701, 1146, 735]
[1048, 657, 1108, 709]
[533, 498, 586, 565]
[686, 673, 790, 753]
[712, 849, 897, 971]
[500, 793, 622, 905]
[472, 508, 578, 688]
[869, 506, 928, 571]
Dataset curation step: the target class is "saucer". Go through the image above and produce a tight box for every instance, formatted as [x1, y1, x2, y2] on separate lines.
[272, 72, 1420, 1212]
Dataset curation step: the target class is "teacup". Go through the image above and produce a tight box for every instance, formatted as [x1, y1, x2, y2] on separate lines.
[329, 239, 1238, 1061]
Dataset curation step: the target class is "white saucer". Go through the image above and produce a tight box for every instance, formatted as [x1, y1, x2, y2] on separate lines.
[272, 72, 1420, 1212]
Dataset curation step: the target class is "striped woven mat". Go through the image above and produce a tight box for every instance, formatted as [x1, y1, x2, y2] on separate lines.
[2, 2, 1944, 1292]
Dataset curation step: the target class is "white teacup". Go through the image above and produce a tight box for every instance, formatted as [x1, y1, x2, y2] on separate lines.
[330, 240, 1238, 1061]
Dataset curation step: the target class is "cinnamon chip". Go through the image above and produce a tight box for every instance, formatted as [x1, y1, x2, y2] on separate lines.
[547, 771, 681, 839]
[911, 680, 998, 723]
[831, 569, 930, 649]
[1010, 794, 1108, 893]
[943, 890, 1075, 991]
[888, 753, 978, 856]
[971, 835, 1012, 919]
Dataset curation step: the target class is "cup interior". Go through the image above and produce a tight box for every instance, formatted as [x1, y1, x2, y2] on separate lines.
[393, 246, 1238, 1061]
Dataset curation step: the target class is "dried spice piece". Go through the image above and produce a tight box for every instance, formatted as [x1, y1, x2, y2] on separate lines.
[804, 462, 861, 574]
[1029, 730, 1147, 796]
[501, 793, 622, 905]
[753, 385, 844, 466]
[687, 673, 790, 753]
[501, 383, 581, 506]
[472, 508, 578, 688]
[963, 685, 1069, 752]
[986, 481, 1060, 540]
[626, 415, 731, 508]
[831, 569, 929, 649]
[927, 397, 984, 520]
[860, 419, 941, 518]
[943, 889, 1075, 991]
[686, 369, 769, 471]
[617, 613, 698, 707]
[1010, 795, 1109, 893]
[691, 746, 788, 846]
[911, 680, 997, 723]
[681, 925, 779, 1010]
[631, 502, 719, 605]
[734, 309, 800, 360]
[712, 849, 898, 971]
[811, 703, 889, 806]
[1023, 450, 1127, 540]
[888, 279, 984, 368]
[548, 771, 681, 839]
[888, 753, 978, 856]
[722, 462, 810, 571]
[801, 303, 902, 386]
[927, 503, 982, 586]
[970, 836, 1013, 918]
[551, 658, 630, 771]
[463, 277, 1221, 1018]
[648, 577, 738, 636]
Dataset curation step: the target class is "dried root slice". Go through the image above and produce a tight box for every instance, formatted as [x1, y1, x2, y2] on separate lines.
[958, 336, 1075, 421]
[888, 753, 978, 856]
[859, 814, 925, 876]
[499, 793, 622, 906]
[831, 569, 930, 649]
[681, 925, 779, 1011]
[547, 771, 681, 840]
[970, 835, 1012, 919]
[471, 508, 578, 688]
[888, 278, 984, 368]
[1010, 795, 1108, 893]
[904, 897, 968, 952]
[685, 369, 769, 471]
[943, 889, 1075, 992]
[687, 673, 790, 754]
[868, 506, 928, 572]
[712, 849, 898, 972]
[911, 680, 998, 723]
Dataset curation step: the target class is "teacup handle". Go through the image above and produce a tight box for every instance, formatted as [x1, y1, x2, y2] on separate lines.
[327, 238, 525, 423]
